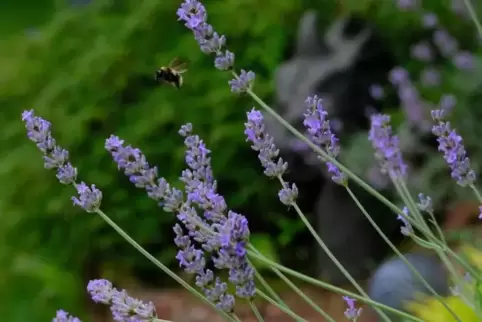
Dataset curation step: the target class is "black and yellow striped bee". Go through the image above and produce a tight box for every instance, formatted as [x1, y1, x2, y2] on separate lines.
[155, 57, 188, 89]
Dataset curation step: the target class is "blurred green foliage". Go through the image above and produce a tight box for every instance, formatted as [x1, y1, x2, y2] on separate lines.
[0, 0, 481, 321]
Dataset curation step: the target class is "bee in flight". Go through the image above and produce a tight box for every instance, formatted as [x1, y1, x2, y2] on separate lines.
[155, 57, 188, 89]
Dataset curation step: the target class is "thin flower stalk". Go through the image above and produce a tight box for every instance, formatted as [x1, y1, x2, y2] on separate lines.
[244, 108, 391, 322]
[105, 127, 309, 320]
[22, 110, 236, 322]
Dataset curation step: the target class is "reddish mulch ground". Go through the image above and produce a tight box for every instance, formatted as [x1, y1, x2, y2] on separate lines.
[91, 285, 378, 322]
[89, 201, 482, 321]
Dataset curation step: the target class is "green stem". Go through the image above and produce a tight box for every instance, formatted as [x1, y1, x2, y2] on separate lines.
[276, 176, 391, 322]
[470, 184, 482, 204]
[247, 250, 423, 322]
[249, 301, 265, 322]
[244, 86, 400, 213]
[249, 246, 334, 321]
[253, 268, 287, 309]
[463, 0, 482, 38]
[427, 210, 446, 246]
[94, 209, 237, 322]
[256, 289, 308, 322]
[446, 247, 482, 281]
[346, 186, 462, 322]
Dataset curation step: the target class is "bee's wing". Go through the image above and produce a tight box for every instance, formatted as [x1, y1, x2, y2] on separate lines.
[169, 57, 188, 73]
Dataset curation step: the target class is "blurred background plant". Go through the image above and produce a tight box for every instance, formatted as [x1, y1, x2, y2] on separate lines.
[1, 0, 482, 321]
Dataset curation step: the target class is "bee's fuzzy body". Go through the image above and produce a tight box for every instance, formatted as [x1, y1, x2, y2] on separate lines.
[155, 67, 183, 89]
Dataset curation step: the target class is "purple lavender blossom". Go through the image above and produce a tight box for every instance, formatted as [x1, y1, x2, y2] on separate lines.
[422, 13, 438, 28]
[179, 124, 256, 302]
[22, 110, 103, 212]
[244, 109, 300, 206]
[229, 70, 255, 93]
[105, 135, 232, 309]
[453, 51, 475, 70]
[105, 130, 255, 310]
[479, 206, 482, 220]
[177, 0, 256, 92]
[389, 67, 409, 86]
[397, 207, 413, 236]
[302, 96, 347, 185]
[369, 84, 385, 100]
[22, 110, 78, 185]
[279, 182, 299, 206]
[52, 310, 81, 322]
[433, 29, 459, 58]
[420, 67, 441, 87]
[396, 0, 420, 10]
[431, 109, 476, 186]
[439, 94, 457, 112]
[411, 42, 433, 62]
[244, 109, 288, 178]
[343, 296, 362, 320]
[368, 114, 407, 178]
[105, 135, 183, 212]
[87, 279, 157, 321]
[417, 193, 433, 213]
[71, 182, 102, 213]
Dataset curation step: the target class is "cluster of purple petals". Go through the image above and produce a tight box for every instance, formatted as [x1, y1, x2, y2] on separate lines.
[244, 109, 299, 205]
[22, 110, 102, 212]
[388, 67, 430, 131]
[431, 109, 476, 187]
[343, 296, 362, 320]
[383, 5, 474, 133]
[105, 135, 183, 212]
[105, 126, 255, 311]
[302, 96, 347, 185]
[105, 134, 233, 310]
[52, 310, 81, 322]
[176, 0, 255, 93]
[368, 114, 408, 178]
[396, 207, 413, 236]
[87, 279, 157, 321]
[178, 124, 255, 302]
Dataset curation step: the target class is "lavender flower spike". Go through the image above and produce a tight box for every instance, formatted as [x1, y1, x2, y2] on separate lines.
[53, 310, 81, 322]
[179, 123, 255, 303]
[22, 109, 78, 185]
[244, 109, 299, 206]
[343, 296, 362, 321]
[397, 207, 413, 236]
[303, 96, 347, 185]
[105, 135, 183, 212]
[22, 110, 102, 212]
[368, 114, 407, 178]
[177, 0, 255, 92]
[431, 108, 476, 186]
[87, 279, 157, 321]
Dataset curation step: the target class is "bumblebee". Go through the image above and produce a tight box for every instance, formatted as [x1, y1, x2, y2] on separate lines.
[155, 57, 188, 89]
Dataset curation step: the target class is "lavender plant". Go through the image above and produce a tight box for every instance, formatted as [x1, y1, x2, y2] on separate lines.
[19, 0, 482, 321]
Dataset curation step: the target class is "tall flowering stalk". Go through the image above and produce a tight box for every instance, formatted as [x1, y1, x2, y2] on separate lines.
[87, 279, 157, 321]
[368, 114, 408, 179]
[105, 125, 255, 313]
[302, 95, 346, 186]
[22, 110, 102, 212]
[431, 108, 476, 187]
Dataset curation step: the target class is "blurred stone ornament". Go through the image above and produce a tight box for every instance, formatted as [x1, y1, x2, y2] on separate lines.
[367, 252, 449, 321]
[266, 10, 398, 282]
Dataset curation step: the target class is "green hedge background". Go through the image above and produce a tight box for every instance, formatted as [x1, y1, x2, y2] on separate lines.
[0, 0, 481, 321]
